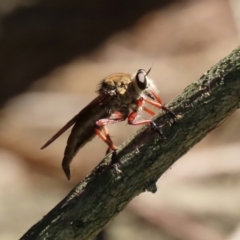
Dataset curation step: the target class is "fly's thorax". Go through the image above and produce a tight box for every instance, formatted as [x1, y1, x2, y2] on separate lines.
[97, 72, 135, 111]
[97, 73, 132, 97]
[106, 84, 139, 113]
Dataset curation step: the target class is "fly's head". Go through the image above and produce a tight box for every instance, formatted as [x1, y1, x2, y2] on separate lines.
[132, 68, 158, 100]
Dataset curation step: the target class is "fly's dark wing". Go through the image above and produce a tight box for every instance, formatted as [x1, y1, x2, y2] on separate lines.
[40, 95, 107, 149]
[40, 114, 78, 149]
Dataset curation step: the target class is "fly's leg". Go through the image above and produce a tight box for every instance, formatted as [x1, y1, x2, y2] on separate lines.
[142, 106, 155, 116]
[128, 97, 166, 138]
[128, 111, 165, 139]
[144, 97, 176, 118]
[95, 110, 129, 154]
[102, 126, 122, 173]
[102, 126, 114, 155]
[95, 110, 128, 173]
[145, 90, 176, 119]
[102, 125, 121, 172]
[94, 127, 117, 152]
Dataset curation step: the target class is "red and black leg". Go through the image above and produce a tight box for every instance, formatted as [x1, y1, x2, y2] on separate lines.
[128, 98, 166, 138]
[95, 109, 129, 154]
[128, 110, 165, 139]
[95, 110, 128, 173]
[144, 90, 176, 118]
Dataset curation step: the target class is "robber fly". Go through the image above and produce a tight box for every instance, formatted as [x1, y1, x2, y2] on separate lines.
[41, 68, 173, 180]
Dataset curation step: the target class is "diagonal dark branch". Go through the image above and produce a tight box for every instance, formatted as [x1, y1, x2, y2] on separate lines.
[20, 46, 240, 240]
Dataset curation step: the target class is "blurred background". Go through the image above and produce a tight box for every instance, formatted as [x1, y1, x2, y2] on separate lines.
[0, 0, 240, 239]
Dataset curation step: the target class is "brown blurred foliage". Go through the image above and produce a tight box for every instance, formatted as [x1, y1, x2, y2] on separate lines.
[1, 0, 240, 240]
[0, 0, 178, 107]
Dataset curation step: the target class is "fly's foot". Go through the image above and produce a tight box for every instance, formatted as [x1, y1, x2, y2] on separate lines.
[150, 122, 166, 140]
[111, 149, 118, 165]
[110, 150, 122, 174]
[161, 105, 177, 122]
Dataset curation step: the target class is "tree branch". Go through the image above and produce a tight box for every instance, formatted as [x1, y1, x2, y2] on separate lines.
[20, 46, 240, 240]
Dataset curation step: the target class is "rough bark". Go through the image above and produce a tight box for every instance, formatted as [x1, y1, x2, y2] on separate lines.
[20, 46, 240, 239]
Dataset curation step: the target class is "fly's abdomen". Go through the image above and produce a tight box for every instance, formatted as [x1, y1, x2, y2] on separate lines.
[62, 122, 96, 180]
[60, 102, 109, 180]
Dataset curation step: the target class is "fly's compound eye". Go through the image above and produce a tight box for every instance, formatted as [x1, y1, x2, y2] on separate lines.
[136, 69, 148, 90]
